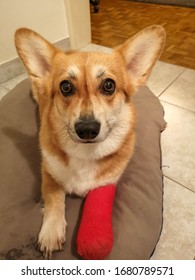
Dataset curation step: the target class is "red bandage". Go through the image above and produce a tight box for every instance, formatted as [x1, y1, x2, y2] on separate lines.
[76, 184, 116, 260]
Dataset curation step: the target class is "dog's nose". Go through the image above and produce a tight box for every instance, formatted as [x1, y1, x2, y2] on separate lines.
[75, 120, 100, 140]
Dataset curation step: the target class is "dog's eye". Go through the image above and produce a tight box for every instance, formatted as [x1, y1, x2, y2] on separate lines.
[60, 80, 75, 97]
[101, 79, 115, 95]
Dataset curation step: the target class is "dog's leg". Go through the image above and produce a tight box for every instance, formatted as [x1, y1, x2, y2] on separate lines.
[77, 184, 116, 259]
[38, 169, 66, 259]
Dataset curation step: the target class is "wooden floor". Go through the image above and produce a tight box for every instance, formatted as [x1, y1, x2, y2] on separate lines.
[90, 0, 195, 69]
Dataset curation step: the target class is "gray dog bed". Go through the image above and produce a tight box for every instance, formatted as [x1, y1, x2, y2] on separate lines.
[0, 79, 166, 259]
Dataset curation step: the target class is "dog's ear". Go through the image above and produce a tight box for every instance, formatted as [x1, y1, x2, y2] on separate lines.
[116, 25, 165, 87]
[15, 28, 58, 79]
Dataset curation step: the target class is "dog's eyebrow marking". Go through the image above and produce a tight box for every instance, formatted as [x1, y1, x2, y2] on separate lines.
[92, 65, 107, 79]
[67, 65, 80, 80]
[96, 69, 106, 78]
[68, 70, 76, 79]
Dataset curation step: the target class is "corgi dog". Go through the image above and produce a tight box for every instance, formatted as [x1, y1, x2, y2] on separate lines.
[15, 25, 165, 258]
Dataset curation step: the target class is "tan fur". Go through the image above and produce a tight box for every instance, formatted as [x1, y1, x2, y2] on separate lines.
[15, 26, 165, 258]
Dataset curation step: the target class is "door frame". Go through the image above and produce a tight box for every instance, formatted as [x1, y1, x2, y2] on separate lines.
[64, 0, 91, 49]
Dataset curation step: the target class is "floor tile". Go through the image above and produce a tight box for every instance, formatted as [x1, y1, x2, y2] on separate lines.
[0, 86, 9, 101]
[161, 101, 195, 192]
[1, 73, 28, 91]
[147, 61, 185, 97]
[160, 68, 195, 113]
[151, 177, 195, 260]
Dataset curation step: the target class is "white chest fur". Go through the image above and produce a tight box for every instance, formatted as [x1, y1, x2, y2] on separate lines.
[42, 149, 105, 196]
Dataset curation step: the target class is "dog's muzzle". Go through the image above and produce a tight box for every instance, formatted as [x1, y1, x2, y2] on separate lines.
[75, 119, 100, 141]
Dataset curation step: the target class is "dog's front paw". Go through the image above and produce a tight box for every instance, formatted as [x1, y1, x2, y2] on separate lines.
[38, 216, 67, 259]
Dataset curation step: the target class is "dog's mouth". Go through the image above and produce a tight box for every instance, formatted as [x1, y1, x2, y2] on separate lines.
[80, 140, 96, 144]
[81, 141, 96, 145]
[71, 137, 102, 145]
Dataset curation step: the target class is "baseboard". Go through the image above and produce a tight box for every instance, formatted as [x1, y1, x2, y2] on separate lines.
[0, 37, 71, 84]
[54, 37, 71, 52]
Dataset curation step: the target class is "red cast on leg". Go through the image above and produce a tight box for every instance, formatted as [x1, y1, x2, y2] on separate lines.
[76, 184, 116, 260]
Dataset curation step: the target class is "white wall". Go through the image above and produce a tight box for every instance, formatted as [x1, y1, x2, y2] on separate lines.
[0, 0, 69, 64]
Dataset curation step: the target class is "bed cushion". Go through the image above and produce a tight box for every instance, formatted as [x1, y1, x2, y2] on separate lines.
[0, 79, 166, 260]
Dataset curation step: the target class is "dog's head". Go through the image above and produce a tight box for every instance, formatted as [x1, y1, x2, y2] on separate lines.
[15, 26, 165, 151]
